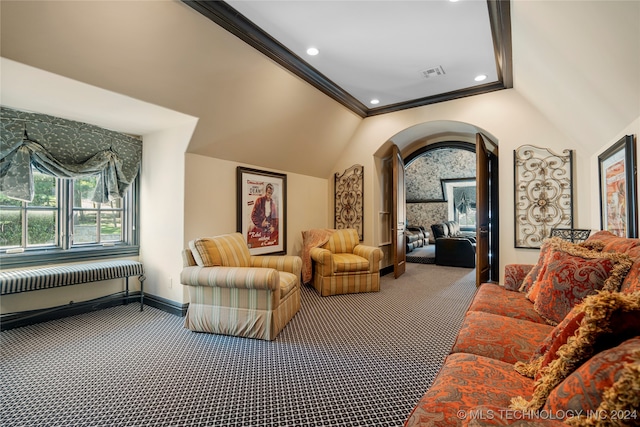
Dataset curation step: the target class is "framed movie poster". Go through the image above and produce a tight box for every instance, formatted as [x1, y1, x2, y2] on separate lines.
[237, 167, 287, 255]
[598, 135, 637, 238]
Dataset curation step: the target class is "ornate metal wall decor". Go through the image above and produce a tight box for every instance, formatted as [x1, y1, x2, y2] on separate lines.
[514, 145, 574, 248]
[335, 164, 364, 240]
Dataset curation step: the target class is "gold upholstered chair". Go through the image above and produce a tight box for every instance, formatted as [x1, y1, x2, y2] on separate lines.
[180, 233, 301, 340]
[307, 228, 383, 296]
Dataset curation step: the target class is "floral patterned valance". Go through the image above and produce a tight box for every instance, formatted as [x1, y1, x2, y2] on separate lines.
[0, 106, 142, 203]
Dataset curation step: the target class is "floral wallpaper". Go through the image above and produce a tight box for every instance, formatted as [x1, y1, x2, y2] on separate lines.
[406, 147, 476, 240]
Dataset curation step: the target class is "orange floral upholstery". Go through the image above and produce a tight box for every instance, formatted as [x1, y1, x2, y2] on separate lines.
[503, 264, 533, 291]
[544, 337, 640, 417]
[467, 283, 547, 324]
[405, 353, 535, 427]
[406, 232, 640, 427]
[511, 291, 640, 411]
[532, 243, 631, 324]
[452, 311, 553, 364]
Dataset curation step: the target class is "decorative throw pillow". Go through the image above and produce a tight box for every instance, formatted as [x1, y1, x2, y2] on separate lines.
[545, 337, 640, 420]
[514, 303, 587, 380]
[189, 238, 222, 267]
[511, 291, 640, 412]
[533, 243, 632, 324]
[522, 239, 554, 297]
[190, 233, 251, 267]
[522, 238, 606, 298]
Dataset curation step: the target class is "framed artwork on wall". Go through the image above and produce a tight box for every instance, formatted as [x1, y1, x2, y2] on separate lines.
[598, 135, 637, 238]
[237, 167, 287, 255]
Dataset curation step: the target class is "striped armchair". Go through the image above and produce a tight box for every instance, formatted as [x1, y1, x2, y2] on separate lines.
[181, 233, 301, 340]
[309, 229, 383, 296]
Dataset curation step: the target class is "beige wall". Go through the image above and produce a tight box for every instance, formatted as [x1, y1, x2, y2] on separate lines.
[1, 0, 638, 314]
[139, 121, 198, 305]
[335, 89, 605, 281]
[183, 153, 329, 266]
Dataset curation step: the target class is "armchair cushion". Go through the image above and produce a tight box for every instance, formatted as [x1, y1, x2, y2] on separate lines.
[332, 253, 369, 272]
[189, 233, 251, 267]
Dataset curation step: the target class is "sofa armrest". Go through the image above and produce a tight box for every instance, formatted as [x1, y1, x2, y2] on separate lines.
[353, 245, 383, 272]
[310, 247, 333, 276]
[251, 255, 302, 277]
[503, 264, 534, 291]
[181, 266, 279, 290]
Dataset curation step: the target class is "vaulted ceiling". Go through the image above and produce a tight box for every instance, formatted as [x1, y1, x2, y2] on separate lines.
[185, 0, 512, 117]
[0, 1, 638, 179]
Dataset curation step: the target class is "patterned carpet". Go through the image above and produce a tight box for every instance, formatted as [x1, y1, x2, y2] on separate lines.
[405, 245, 435, 264]
[1, 263, 477, 427]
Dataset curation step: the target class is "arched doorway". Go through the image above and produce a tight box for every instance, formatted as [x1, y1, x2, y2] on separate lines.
[374, 121, 499, 284]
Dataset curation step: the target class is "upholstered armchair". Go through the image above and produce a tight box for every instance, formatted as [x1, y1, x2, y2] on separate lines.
[307, 229, 383, 296]
[180, 233, 302, 340]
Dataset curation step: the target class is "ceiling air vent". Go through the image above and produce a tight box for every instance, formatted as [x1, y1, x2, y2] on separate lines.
[421, 66, 446, 79]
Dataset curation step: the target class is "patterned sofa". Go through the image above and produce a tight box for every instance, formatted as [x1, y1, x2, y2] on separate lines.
[181, 233, 302, 341]
[405, 231, 640, 426]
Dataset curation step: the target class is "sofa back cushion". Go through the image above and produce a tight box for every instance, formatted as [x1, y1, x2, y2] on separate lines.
[446, 221, 460, 236]
[587, 231, 640, 293]
[431, 222, 449, 239]
[323, 228, 359, 254]
[189, 233, 252, 267]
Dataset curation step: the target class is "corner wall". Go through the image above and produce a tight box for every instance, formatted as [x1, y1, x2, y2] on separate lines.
[183, 153, 330, 260]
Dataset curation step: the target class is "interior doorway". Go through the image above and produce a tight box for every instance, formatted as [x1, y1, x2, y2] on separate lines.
[376, 122, 500, 285]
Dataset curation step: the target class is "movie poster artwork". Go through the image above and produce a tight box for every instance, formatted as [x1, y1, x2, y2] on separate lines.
[237, 168, 286, 255]
[601, 148, 627, 237]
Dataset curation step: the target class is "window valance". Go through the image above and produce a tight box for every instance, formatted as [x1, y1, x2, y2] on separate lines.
[0, 106, 142, 203]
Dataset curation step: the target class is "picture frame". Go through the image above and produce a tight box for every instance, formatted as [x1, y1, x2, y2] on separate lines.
[237, 167, 287, 255]
[598, 135, 637, 238]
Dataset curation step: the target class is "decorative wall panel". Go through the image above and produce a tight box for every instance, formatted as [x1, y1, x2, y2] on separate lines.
[335, 164, 364, 240]
[514, 145, 574, 248]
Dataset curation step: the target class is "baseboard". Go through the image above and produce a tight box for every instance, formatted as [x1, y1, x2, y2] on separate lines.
[380, 265, 394, 276]
[1, 292, 144, 331]
[143, 294, 188, 317]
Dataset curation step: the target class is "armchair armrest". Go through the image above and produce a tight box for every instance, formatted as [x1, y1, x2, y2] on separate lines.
[310, 247, 333, 276]
[181, 266, 279, 290]
[503, 264, 534, 291]
[353, 245, 383, 273]
[251, 255, 302, 277]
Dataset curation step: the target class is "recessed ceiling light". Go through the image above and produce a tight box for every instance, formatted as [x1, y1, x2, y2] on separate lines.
[474, 74, 487, 82]
[370, 99, 380, 105]
[306, 47, 319, 56]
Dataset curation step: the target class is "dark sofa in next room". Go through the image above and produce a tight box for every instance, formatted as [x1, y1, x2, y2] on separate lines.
[431, 221, 476, 268]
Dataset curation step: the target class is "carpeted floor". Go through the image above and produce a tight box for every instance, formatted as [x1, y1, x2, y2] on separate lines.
[1, 263, 477, 427]
[405, 245, 435, 264]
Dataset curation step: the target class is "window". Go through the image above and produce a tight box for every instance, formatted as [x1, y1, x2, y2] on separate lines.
[0, 172, 139, 267]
